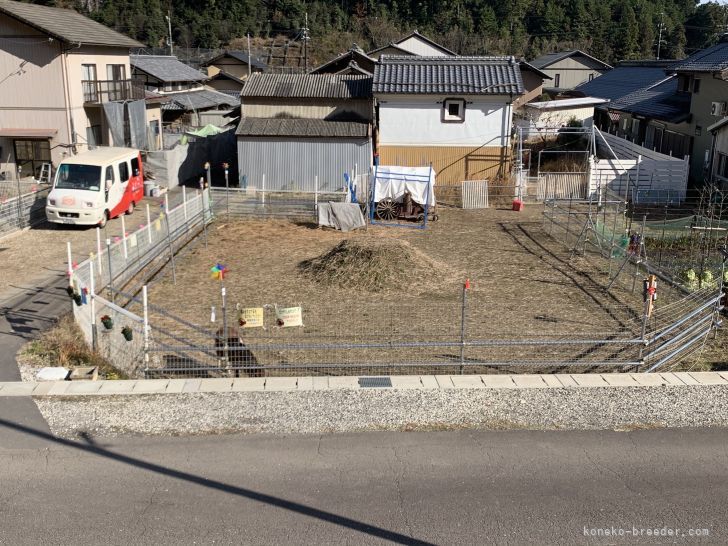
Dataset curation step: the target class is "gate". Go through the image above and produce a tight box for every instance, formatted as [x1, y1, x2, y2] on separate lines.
[462, 180, 489, 209]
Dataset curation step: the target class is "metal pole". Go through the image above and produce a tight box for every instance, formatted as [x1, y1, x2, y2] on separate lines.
[632, 214, 646, 294]
[182, 185, 187, 221]
[224, 163, 230, 218]
[15, 166, 23, 229]
[459, 279, 469, 374]
[106, 238, 114, 303]
[261, 174, 266, 205]
[121, 214, 128, 260]
[143, 285, 150, 375]
[66, 241, 73, 279]
[314, 175, 318, 210]
[205, 161, 212, 188]
[145, 203, 152, 244]
[221, 284, 229, 374]
[96, 227, 103, 277]
[198, 182, 208, 249]
[163, 194, 177, 284]
[89, 260, 97, 351]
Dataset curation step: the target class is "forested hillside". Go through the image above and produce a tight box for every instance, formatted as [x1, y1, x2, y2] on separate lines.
[34, 1, 728, 64]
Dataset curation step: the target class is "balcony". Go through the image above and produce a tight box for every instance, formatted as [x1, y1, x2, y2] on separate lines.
[82, 79, 145, 104]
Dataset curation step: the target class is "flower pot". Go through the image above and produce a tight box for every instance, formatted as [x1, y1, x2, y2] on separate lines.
[101, 318, 113, 330]
[121, 328, 133, 341]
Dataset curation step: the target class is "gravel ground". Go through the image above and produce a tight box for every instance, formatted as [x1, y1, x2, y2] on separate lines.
[34, 385, 728, 438]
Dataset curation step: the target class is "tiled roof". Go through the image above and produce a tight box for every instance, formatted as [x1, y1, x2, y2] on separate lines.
[530, 50, 612, 70]
[161, 89, 237, 111]
[373, 56, 524, 95]
[670, 38, 728, 72]
[607, 75, 691, 123]
[0, 0, 143, 48]
[310, 48, 376, 75]
[131, 55, 208, 83]
[203, 50, 268, 71]
[241, 73, 373, 99]
[236, 118, 369, 138]
[575, 65, 672, 103]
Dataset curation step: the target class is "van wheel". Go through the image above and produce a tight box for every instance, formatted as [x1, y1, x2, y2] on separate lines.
[98, 210, 109, 229]
[125, 201, 135, 215]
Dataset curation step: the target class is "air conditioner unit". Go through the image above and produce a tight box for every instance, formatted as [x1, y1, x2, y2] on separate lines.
[710, 102, 727, 116]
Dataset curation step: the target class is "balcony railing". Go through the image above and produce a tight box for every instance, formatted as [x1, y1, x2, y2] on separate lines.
[82, 79, 146, 104]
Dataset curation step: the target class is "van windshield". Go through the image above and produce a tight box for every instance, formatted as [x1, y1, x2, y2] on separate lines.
[54, 164, 102, 191]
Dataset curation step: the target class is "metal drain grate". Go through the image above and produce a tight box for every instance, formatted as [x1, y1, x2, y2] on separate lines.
[358, 376, 393, 388]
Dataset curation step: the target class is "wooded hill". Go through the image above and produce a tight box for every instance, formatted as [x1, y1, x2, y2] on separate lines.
[33, 1, 728, 65]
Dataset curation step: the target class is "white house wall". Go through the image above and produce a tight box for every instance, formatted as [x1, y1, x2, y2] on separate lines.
[377, 95, 513, 148]
[396, 37, 451, 56]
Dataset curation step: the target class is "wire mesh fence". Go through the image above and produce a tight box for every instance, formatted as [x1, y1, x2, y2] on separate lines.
[210, 187, 349, 220]
[0, 182, 51, 237]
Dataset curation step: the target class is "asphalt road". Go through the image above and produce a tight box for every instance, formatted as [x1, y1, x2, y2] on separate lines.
[0, 426, 725, 545]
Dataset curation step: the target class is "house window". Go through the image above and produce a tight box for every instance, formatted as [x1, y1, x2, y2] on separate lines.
[82, 64, 98, 102]
[677, 75, 691, 93]
[588, 73, 594, 82]
[554, 74, 561, 87]
[106, 64, 126, 101]
[442, 98, 465, 123]
[717, 153, 728, 180]
[86, 125, 102, 148]
[13, 139, 51, 179]
[695, 125, 702, 137]
[693, 78, 701, 93]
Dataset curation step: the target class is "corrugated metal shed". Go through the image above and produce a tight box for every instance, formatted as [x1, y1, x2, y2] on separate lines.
[670, 38, 728, 73]
[236, 118, 369, 138]
[0, 0, 143, 47]
[373, 56, 525, 95]
[131, 55, 208, 83]
[237, 137, 372, 192]
[241, 73, 373, 99]
[162, 89, 237, 111]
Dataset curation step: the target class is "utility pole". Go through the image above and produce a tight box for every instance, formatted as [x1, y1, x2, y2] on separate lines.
[166, 11, 173, 56]
[656, 12, 665, 60]
[303, 12, 310, 72]
[247, 33, 252, 78]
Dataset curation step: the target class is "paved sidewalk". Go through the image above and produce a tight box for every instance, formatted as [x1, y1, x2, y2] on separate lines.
[3, 371, 728, 397]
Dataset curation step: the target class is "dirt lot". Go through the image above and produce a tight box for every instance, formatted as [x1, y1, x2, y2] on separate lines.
[0, 192, 179, 301]
[141, 205, 654, 373]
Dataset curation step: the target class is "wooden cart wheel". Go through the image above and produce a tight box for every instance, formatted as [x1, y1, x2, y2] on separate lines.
[376, 198, 399, 220]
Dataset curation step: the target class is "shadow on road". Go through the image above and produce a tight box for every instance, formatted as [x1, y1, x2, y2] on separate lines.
[0, 417, 433, 545]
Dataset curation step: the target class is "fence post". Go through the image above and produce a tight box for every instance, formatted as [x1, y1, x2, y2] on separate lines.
[182, 185, 188, 221]
[261, 174, 266, 205]
[221, 285, 230, 375]
[96, 227, 103, 278]
[145, 203, 152, 244]
[163, 194, 177, 284]
[198, 182, 208, 249]
[459, 279, 469, 375]
[224, 163, 230, 218]
[66, 241, 73, 279]
[89, 260, 97, 352]
[314, 175, 319, 210]
[142, 285, 150, 376]
[15, 167, 23, 229]
[121, 214, 128, 260]
[205, 161, 212, 189]
[106, 238, 114, 303]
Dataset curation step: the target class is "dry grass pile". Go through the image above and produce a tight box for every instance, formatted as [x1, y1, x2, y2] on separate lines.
[20, 315, 124, 379]
[298, 237, 455, 292]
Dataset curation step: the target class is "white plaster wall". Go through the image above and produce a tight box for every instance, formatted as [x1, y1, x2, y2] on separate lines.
[377, 95, 512, 147]
[396, 37, 451, 56]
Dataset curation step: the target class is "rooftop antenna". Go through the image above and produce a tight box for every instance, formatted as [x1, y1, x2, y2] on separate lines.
[303, 13, 310, 71]
[247, 33, 252, 78]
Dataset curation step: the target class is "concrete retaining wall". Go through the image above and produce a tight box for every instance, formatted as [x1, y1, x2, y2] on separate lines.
[3, 372, 728, 437]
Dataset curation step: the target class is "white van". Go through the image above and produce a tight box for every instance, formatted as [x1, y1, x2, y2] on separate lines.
[46, 147, 144, 227]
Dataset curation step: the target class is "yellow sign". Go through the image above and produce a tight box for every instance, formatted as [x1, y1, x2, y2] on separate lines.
[238, 307, 264, 328]
[275, 306, 303, 328]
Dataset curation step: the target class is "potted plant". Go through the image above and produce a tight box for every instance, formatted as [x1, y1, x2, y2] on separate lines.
[121, 326, 133, 341]
[100, 315, 113, 330]
[66, 285, 75, 298]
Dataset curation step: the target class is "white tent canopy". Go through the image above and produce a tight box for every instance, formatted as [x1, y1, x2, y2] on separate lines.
[372, 165, 436, 207]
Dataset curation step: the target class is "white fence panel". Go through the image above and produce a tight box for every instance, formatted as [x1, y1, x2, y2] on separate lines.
[462, 180, 489, 209]
[537, 173, 587, 200]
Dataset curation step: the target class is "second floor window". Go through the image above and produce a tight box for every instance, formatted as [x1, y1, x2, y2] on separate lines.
[554, 74, 561, 87]
[717, 153, 728, 180]
[107, 64, 126, 81]
[82, 64, 97, 81]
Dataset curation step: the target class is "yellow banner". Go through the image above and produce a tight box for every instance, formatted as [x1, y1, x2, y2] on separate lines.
[275, 306, 303, 328]
[238, 307, 264, 328]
